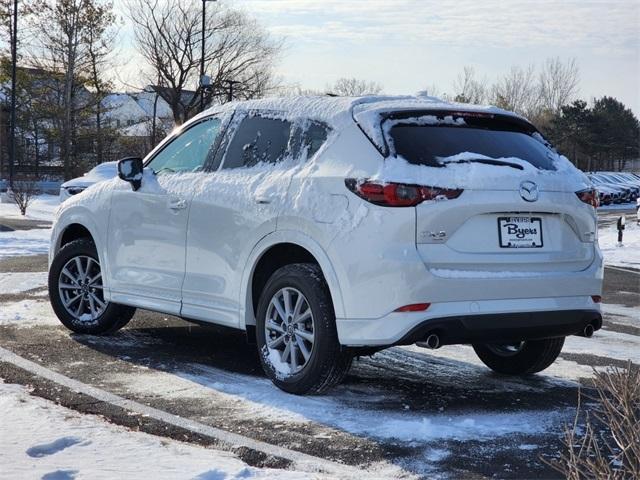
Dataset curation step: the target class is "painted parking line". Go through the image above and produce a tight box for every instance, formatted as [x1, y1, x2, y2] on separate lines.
[0, 346, 370, 478]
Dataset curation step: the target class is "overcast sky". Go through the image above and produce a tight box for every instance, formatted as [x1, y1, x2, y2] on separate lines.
[114, 0, 640, 115]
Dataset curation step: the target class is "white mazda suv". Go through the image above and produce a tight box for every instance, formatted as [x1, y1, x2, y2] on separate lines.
[48, 96, 603, 394]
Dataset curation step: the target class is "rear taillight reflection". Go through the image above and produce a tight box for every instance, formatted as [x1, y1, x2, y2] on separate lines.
[576, 188, 599, 208]
[345, 179, 463, 207]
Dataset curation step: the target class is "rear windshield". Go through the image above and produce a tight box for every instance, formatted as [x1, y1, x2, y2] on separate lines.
[385, 114, 558, 171]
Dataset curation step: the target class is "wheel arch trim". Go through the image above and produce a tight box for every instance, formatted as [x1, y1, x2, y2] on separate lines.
[239, 230, 345, 330]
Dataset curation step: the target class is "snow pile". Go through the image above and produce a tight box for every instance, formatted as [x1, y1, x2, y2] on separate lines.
[0, 194, 59, 221]
[0, 227, 51, 259]
[598, 218, 640, 268]
[0, 382, 311, 480]
[0, 272, 48, 294]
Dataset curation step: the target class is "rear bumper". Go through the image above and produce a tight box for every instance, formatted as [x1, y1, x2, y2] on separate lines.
[336, 295, 602, 346]
[394, 309, 602, 346]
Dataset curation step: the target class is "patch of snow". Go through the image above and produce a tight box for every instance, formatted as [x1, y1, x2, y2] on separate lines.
[0, 194, 59, 222]
[0, 228, 51, 259]
[598, 219, 640, 268]
[563, 328, 640, 364]
[601, 303, 640, 323]
[0, 272, 48, 294]
[171, 362, 568, 445]
[0, 382, 312, 479]
[0, 299, 59, 327]
[264, 345, 293, 378]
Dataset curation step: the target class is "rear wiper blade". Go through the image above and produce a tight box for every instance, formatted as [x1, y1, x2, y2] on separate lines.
[441, 158, 524, 170]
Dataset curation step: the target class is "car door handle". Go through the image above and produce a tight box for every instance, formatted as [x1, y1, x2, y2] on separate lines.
[254, 195, 272, 205]
[168, 198, 187, 210]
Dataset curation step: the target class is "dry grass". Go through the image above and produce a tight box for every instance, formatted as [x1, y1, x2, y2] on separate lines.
[544, 362, 639, 479]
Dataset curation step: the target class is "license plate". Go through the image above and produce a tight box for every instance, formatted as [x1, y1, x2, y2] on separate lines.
[498, 216, 543, 248]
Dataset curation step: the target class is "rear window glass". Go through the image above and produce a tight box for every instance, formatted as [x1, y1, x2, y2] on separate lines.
[222, 116, 292, 169]
[386, 115, 558, 171]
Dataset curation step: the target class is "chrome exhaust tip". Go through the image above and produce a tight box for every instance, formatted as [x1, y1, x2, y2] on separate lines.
[583, 324, 595, 338]
[417, 334, 441, 349]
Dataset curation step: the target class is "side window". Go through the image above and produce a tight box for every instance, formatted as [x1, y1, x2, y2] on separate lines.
[290, 120, 330, 161]
[146, 117, 221, 174]
[222, 115, 292, 170]
[302, 121, 329, 159]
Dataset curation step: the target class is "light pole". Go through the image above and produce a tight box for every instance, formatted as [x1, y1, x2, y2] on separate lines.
[8, 0, 18, 188]
[200, 0, 217, 113]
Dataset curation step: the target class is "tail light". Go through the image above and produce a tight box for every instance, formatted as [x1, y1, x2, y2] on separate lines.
[345, 179, 463, 207]
[591, 295, 602, 303]
[576, 188, 599, 208]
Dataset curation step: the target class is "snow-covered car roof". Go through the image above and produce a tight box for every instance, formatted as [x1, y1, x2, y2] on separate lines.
[197, 95, 529, 152]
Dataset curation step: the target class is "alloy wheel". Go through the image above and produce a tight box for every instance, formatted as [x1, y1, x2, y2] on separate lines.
[58, 255, 107, 322]
[264, 287, 315, 374]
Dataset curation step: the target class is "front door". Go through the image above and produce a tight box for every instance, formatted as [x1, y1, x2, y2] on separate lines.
[106, 116, 222, 314]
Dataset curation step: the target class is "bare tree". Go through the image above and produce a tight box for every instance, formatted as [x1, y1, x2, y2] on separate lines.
[27, 0, 117, 179]
[491, 64, 539, 117]
[9, 177, 37, 215]
[327, 77, 383, 96]
[84, 1, 117, 166]
[539, 57, 580, 114]
[452, 66, 487, 104]
[129, 0, 281, 124]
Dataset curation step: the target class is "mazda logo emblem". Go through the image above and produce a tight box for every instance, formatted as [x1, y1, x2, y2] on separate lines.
[519, 181, 538, 202]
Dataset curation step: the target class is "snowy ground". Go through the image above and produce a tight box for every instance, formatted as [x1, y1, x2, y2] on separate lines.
[0, 227, 51, 260]
[0, 194, 59, 221]
[0, 382, 316, 480]
[597, 217, 640, 269]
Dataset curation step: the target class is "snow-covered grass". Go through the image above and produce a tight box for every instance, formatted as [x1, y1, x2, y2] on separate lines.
[0, 194, 59, 221]
[0, 382, 314, 480]
[0, 227, 51, 260]
[598, 218, 640, 269]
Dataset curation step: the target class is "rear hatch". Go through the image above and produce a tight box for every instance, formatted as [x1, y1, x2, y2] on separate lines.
[358, 109, 597, 274]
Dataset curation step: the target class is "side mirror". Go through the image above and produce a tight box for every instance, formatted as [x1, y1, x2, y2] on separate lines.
[117, 157, 144, 191]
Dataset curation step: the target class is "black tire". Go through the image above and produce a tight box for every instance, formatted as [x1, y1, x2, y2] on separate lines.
[472, 337, 565, 375]
[256, 263, 352, 395]
[49, 238, 136, 335]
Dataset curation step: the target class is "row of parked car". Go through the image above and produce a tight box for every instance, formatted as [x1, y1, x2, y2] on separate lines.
[587, 172, 640, 206]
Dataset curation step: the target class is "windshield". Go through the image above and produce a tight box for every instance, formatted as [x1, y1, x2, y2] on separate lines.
[385, 115, 558, 171]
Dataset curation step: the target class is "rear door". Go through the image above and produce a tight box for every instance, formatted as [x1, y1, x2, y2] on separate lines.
[382, 112, 596, 274]
[181, 111, 298, 327]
